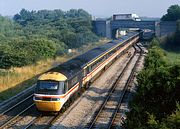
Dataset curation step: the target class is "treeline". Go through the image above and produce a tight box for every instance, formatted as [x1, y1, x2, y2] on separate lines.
[0, 9, 99, 69]
[161, 4, 180, 21]
[125, 39, 180, 129]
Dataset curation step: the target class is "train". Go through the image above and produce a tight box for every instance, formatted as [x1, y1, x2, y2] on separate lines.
[33, 30, 143, 112]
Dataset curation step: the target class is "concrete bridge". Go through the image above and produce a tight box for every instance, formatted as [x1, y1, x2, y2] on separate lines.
[93, 20, 176, 38]
[111, 20, 157, 38]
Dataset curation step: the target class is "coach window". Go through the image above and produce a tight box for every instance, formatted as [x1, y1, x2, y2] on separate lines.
[71, 76, 78, 86]
[88, 66, 91, 73]
[117, 45, 121, 50]
[91, 61, 99, 70]
[102, 56, 105, 61]
[109, 49, 116, 57]
[91, 63, 95, 70]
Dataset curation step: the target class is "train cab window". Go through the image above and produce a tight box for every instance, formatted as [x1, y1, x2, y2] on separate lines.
[64, 81, 68, 93]
[38, 81, 59, 90]
[59, 81, 65, 94]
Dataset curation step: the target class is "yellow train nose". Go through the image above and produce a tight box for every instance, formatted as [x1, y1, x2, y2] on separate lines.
[34, 101, 62, 112]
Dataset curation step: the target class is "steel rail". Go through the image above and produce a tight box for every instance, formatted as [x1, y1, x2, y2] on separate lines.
[0, 103, 35, 129]
[0, 94, 34, 116]
[88, 45, 138, 129]
[107, 44, 142, 129]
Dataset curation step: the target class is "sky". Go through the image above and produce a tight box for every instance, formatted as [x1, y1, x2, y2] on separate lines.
[0, 0, 179, 18]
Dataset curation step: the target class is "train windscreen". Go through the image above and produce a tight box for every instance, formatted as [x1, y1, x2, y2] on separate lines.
[38, 81, 60, 90]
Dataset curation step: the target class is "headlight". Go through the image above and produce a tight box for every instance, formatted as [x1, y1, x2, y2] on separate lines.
[51, 98, 60, 101]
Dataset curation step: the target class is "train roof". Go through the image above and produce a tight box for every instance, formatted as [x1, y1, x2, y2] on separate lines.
[49, 31, 140, 79]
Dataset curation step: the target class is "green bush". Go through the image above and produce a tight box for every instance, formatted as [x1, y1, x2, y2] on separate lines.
[0, 38, 59, 69]
[125, 41, 180, 128]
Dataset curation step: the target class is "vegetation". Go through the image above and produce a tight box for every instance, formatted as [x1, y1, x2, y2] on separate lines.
[0, 39, 109, 101]
[126, 5, 180, 128]
[165, 51, 180, 63]
[0, 9, 99, 69]
[161, 4, 180, 21]
[125, 39, 180, 129]
[0, 8, 102, 100]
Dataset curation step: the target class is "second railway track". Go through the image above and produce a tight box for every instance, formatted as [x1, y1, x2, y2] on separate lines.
[110, 44, 143, 129]
[86, 44, 142, 129]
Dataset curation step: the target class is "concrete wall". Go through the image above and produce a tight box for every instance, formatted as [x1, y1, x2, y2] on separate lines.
[106, 21, 111, 38]
[159, 21, 176, 36]
[92, 20, 107, 37]
[92, 20, 111, 38]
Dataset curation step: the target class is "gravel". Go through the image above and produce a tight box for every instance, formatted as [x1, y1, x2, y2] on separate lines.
[113, 45, 147, 128]
[51, 47, 135, 129]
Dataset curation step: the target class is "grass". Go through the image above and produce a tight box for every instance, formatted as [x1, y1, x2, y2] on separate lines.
[0, 39, 109, 101]
[159, 36, 180, 64]
[165, 50, 180, 64]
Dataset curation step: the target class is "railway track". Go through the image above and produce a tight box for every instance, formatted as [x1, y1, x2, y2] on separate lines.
[23, 113, 60, 129]
[20, 46, 141, 129]
[0, 94, 37, 128]
[0, 44, 143, 129]
[23, 95, 77, 129]
[109, 44, 143, 129]
[86, 44, 142, 129]
[0, 93, 60, 129]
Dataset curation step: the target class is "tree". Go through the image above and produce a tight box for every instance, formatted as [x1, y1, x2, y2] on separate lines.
[161, 5, 180, 21]
[1, 8, 99, 68]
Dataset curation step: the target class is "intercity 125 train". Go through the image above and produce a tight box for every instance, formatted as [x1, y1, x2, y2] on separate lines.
[33, 30, 143, 112]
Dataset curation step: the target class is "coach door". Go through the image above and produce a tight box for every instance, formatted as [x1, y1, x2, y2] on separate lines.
[78, 70, 83, 89]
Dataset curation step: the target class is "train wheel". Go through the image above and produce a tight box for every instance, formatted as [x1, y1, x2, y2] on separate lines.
[74, 91, 79, 99]
[81, 87, 86, 92]
[104, 66, 107, 71]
